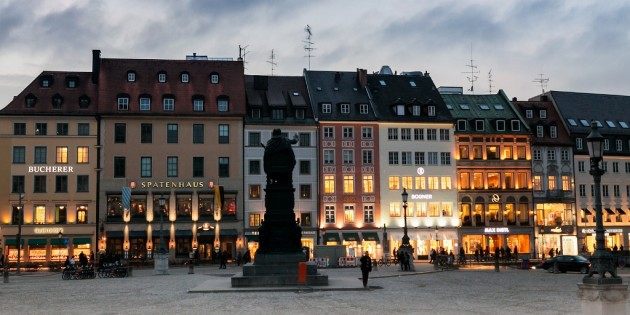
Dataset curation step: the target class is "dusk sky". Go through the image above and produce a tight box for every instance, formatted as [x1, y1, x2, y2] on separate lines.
[1, 0, 629, 108]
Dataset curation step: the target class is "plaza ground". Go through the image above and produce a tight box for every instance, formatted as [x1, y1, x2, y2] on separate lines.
[2, 261, 629, 315]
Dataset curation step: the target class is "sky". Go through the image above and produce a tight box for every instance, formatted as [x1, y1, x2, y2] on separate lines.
[1, 0, 629, 109]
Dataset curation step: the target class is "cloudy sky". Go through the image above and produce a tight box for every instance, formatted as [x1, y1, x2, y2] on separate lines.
[1, 0, 629, 108]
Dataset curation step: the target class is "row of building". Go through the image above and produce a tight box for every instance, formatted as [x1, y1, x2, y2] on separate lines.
[2, 50, 630, 265]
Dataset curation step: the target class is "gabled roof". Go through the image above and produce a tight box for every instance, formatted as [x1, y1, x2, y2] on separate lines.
[1, 71, 98, 115]
[367, 73, 452, 123]
[244, 75, 315, 125]
[303, 70, 375, 122]
[512, 99, 572, 146]
[441, 90, 529, 135]
[540, 91, 630, 136]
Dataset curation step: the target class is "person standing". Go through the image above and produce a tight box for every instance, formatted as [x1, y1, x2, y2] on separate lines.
[359, 251, 372, 288]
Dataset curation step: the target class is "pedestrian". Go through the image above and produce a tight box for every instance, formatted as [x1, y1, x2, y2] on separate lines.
[429, 249, 436, 264]
[236, 251, 242, 266]
[513, 246, 518, 261]
[221, 250, 228, 269]
[216, 250, 223, 269]
[474, 248, 480, 262]
[359, 251, 372, 288]
[398, 250, 406, 271]
[621, 245, 625, 252]
[90, 251, 95, 264]
[405, 251, 412, 271]
[548, 248, 555, 258]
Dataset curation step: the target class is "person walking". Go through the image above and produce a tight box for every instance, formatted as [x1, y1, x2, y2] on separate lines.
[359, 251, 372, 288]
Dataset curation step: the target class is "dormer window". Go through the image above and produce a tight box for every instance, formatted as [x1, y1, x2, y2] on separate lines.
[210, 73, 219, 84]
[539, 110, 547, 118]
[526, 110, 533, 118]
[66, 77, 78, 88]
[412, 105, 421, 116]
[181, 72, 189, 83]
[25, 94, 37, 108]
[457, 119, 467, 131]
[459, 104, 470, 110]
[409, 81, 416, 87]
[427, 106, 436, 116]
[117, 95, 130, 111]
[296, 108, 305, 119]
[359, 104, 369, 114]
[163, 96, 175, 111]
[511, 120, 520, 131]
[41, 76, 53, 88]
[127, 71, 136, 82]
[251, 108, 261, 119]
[322, 103, 331, 114]
[192, 96, 204, 112]
[475, 120, 484, 131]
[158, 71, 167, 83]
[340, 103, 350, 114]
[52, 94, 64, 108]
[536, 125, 544, 138]
[496, 120, 506, 131]
[79, 95, 90, 108]
[550, 126, 557, 138]
[379, 80, 386, 86]
[396, 104, 405, 116]
[139, 96, 151, 111]
[217, 96, 229, 112]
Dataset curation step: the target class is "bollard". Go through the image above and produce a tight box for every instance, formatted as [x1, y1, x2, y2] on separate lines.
[128, 266, 133, 277]
[297, 262, 307, 284]
[494, 259, 500, 272]
[188, 260, 194, 274]
[3, 269, 8, 283]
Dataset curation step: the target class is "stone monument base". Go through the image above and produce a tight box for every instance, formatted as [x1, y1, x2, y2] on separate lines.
[577, 283, 628, 314]
[153, 252, 169, 275]
[231, 252, 328, 287]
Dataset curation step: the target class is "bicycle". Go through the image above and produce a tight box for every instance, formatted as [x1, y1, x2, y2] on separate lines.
[457, 255, 467, 265]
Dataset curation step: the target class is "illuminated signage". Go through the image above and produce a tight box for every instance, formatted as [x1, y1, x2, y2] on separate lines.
[34, 227, 65, 234]
[410, 194, 433, 200]
[491, 194, 500, 202]
[28, 166, 74, 173]
[484, 227, 510, 233]
[139, 181, 206, 188]
[416, 167, 425, 175]
[581, 228, 623, 234]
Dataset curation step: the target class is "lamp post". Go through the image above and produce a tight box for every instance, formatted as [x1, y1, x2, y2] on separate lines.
[57, 231, 62, 263]
[583, 121, 621, 284]
[16, 192, 24, 275]
[399, 188, 414, 271]
[158, 195, 166, 254]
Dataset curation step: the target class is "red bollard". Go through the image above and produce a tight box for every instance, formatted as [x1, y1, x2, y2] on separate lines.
[298, 262, 307, 284]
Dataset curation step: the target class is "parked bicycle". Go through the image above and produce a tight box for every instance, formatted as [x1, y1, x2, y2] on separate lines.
[97, 262, 128, 278]
[62, 265, 95, 280]
[377, 256, 399, 267]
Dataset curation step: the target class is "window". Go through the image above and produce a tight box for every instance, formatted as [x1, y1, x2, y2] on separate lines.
[118, 97, 129, 110]
[127, 71, 136, 82]
[167, 157, 178, 177]
[76, 175, 89, 192]
[340, 103, 350, 114]
[13, 146, 25, 164]
[56, 123, 69, 136]
[579, 184, 586, 197]
[428, 152, 439, 165]
[604, 139, 610, 151]
[440, 152, 451, 165]
[533, 150, 541, 161]
[459, 146, 469, 160]
[428, 106, 436, 116]
[181, 73, 189, 83]
[218, 157, 229, 177]
[603, 185, 609, 197]
[271, 109, 284, 120]
[415, 152, 425, 165]
[562, 176, 570, 191]
[34, 175, 46, 193]
[247, 132, 260, 147]
[475, 120, 484, 131]
[249, 185, 261, 199]
[77, 206, 87, 224]
[613, 162, 619, 173]
[363, 175, 374, 193]
[300, 184, 311, 199]
[33, 206, 46, 224]
[322, 103, 332, 113]
[296, 108, 305, 119]
[389, 203, 400, 217]
[361, 127, 372, 139]
[472, 145, 483, 159]
[210, 74, 219, 84]
[35, 123, 47, 135]
[533, 175, 542, 191]
[511, 120, 521, 131]
[486, 146, 499, 160]
[12, 176, 25, 194]
[362, 150, 373, 165]
[141, 124, 153, 144]
[479, 104, 490, 110]
[218, 124, 229, 144]
[77, 147, 89, 164]
[79, 96, 90, 108]
[617, 139, 623, 151]
[299, 160, 311, 174]
[249, 160, 261, 175]
[627, 162, 630, 173]
[324, 150, 335, 164]
[359, 104, 369, 114]
[401, 128, 411, 140]
[459, 173, 470, 190]
[323, 127, 334, 139]
[167, 124, 178, 143]
[547, 175, 557, 190]
[561, 150, 569, 161]
[139, 97, 151, 111]
[343, 176, 354, 194]
[547, 150, 556, 161]
[576, 138, 583, 150]
[342, 127, 353, 139]
[614, 185, 620, 197]
[25, 95, 37, 107]
[412, 105, 421, 116]
[539, 110, 547, 118]
[52, 94, 63, 108]
[388, 152, 399, 165]
[364, 205, 374, 223]
[457, 120, 467, 131]
[325, 205, 335, 223]
[34, 146, 46, 164]
[141, 157, 152, 177]
[114, 123, 126, 143]
[324, 175, 335, 194]
[56, 146, 68, 164]
[427, 129, 437, 141]
[344, 205, 355, 223]
[388, 128, 398, 140]
[578, 161, 585, 172]
[192, 157, 204, 177]
[414, 128, 424, 140]
[439, 129, 450, 141]
[55, 175, 68, 193]
[249, 214, 261, 227]
[526, 110, 533, 118]
[163, 97, 175, 111]
[299, 133, 310, 146]
[158, 72, 167, 83]
[429, 203, 440, 217]
[341, 150, 353, 165]
[516, 146, 526, 159]
[14, 123, 26, 135]
[77, 123, 90, 136]
[441, 176, 452, 189]
[114, 157, 126, 178]
[217, 97, 229, 112]
[503, 146, 513, 160]
[550, 126, 557, 138]
[536, 126, 544, 138]
[401, 152, 412, 165]
[395, 104, 405, 115]
[496, 120, 506, 131]
[193, 98, 204, 112]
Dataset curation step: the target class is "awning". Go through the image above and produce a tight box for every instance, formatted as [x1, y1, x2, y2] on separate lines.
[106, 231, 124, 238]
[129, 230, 147, 238]
[175, 230, 193, 237]
[342, 233, 360, 242]
[617, 208, 627, 215]
[414, 231, 433, 241]
[361, 232, 380, 242]
[582, 208, 592, 215]
[323, 233, 341, 243]
[5, 239, 24, 245]
[605, 208, 615, 215]
[50, 238, 68, 245]
[246, 235, 259, 242]
[73, 238, 91, 245]
[28, 239, 47, 246]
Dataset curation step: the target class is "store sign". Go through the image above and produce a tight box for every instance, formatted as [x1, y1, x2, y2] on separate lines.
[581, 228, 623, 234]
[484, 227, 510, 234]
[136, 181, 206, 188]
[491, 194, 500, 202]
[416, 167, 425, 175]
[410, 194, 433, 200]
[34, 227, 65, 234]
[28, 166, 74, 173]
[539, 226, 574, 234]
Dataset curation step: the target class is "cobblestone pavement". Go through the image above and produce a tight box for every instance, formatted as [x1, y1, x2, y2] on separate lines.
[2, 262, 629, 315]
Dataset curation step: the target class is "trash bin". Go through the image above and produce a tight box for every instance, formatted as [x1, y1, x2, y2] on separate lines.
[521, 258, 530, 269]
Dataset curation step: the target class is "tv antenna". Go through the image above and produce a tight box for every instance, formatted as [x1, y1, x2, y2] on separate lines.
[238, 44, 250, 71]
[303, 25, 316, 70]
[533, 73, 549, 94]
[488, 69, 494, 94]
[267, 49, 278, 76]
[462, 45, 479, 94]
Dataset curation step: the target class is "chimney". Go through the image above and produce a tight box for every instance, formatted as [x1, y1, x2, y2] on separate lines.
[92, 50, 101, 84]
[357, 68, 367, 88]
[512, 97, 517, 101]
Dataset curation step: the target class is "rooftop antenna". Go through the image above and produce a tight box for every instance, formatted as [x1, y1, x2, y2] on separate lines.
[462, 44, 479, 94]
[267, 49, 278, 76]
[488, 69, 494, 94]
[238, 45, 250, 71]
[533, 73, 549, 94]
[303, 25, 315, 70]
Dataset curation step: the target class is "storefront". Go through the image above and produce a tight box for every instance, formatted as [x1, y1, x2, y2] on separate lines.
[536, 226, 577, 258]
[460, 226, 533, 257]
[580, 228, 626, 253]
[2, 226, 93, 265]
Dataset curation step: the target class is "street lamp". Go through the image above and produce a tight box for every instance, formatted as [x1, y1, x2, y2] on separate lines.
[16, 192, 24, 275]
[57, 231, 62, 263]
[583, 121, 621, 284]
[399, 188, 414, 271]
[158, 195, 166, 254]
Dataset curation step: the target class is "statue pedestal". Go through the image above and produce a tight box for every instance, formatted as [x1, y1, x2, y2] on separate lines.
[577, 283, 628, 314]
[231, 252, 328, 287]
[153, 252, 169, 275]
